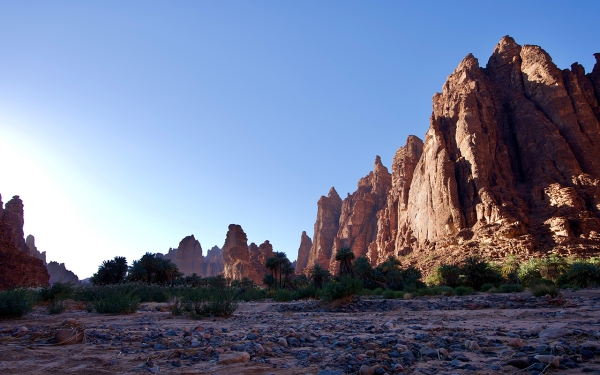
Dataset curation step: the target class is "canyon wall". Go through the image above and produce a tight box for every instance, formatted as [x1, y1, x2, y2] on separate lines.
[303, 37, 600, 275]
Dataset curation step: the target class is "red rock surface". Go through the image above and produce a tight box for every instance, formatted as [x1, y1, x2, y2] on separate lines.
[158, 235, 224, 277]
[294, 231, 312, 274]
[304, 188, 342, 273]
[222, 224, 275, 285]
[305, 37, 600, 275]
[0, 194, 49, 289]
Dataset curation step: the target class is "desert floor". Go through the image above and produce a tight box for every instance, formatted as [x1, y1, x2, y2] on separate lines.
[1, 289, 599, 375]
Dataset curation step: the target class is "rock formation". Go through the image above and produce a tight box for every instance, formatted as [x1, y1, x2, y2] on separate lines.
[305, 37, 600, 275]
[47, 261, 79, 284]
[0, 194, 50, 289]
[158, 235, 224, 277]
[305, 188, 342, 272]
[295, 231, 312, 274]
[221, 224, 275, 285]
[26, 234, 47, 264]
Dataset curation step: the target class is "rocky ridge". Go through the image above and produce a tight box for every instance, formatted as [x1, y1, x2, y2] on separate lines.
[303, 37, 600, 275]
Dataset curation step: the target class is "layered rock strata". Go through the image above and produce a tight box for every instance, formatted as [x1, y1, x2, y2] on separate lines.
[221, 224, 275, 285]
[305, 37, 600, 275]
[0, 194, 50, 289]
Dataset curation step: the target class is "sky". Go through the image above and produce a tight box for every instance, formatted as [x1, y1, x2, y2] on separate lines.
[1, 1, 599, 279]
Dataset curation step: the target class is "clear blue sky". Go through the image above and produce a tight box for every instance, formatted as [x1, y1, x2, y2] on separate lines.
[1, 1, 598, 278]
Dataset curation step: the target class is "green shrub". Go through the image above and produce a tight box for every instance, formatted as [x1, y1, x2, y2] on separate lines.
[518, 259, 543, 286]
[321, 276, 363, 302]
[498, 284, 524, 293]
[393, 291, 405, 299]
[480, 283, 494, 292]
[360, 289, 373, 296]
[382, 289, 395, 299]
[89, 292, 140, 314]
[530, 284, 559, 298]
[0, 289, 36, 318]
[557, 262, 600, 288]
[438, 265, 461, 287]
[416, 287, 443, 296]
[47, 300, 67, 314]
[172, 286, 239, 318]
[293, 285, 318, 300]
[440, 286, 455, 296]
[373, 287, 384, 295]
[454, 286, 474, 296]
[39, 282, 75, 302]
[461, 256, 502, 290]
[528, 278, 555, 287]
[271, 289, 294, 302]
[236, 287, 267, 301]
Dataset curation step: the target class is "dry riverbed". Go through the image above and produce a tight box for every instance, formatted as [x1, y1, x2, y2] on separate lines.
[1, 289, 600, 375]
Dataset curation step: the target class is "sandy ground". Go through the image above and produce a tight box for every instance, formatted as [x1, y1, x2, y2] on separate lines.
[0, 289, 599, 375]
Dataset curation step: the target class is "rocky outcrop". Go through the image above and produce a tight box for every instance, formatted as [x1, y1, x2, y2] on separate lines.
[26, 234, 47, 264]
[0, 194, 50, 289]
[221, 224, 275, 285]
[295, 231, 312, 274]
[205, 246, 224, 277]
[305, 37, 600, 275]
[305, 188, 342, 272]
[47, 261, 79, 284]
[158, 236, 224, 277]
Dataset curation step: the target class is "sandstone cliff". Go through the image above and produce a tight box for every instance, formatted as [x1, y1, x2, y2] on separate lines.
[305, 188, 342, 272]
[26, 234, 47, 264]
[305, 37, 600, 275]
[295, 231, 312, 274]
[158, 235, 224, 277]
[0, 194, 50, 289]
[221, 224, 275, 285]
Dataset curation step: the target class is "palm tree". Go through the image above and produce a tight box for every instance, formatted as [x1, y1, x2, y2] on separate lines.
[335, 247, 355, 277]
[266, 257, 279, 278]
[90, 256, 129, 285]
[274, 252, 289, 288]
[310, 263, 331, 289]
[281, 260, 295, 288]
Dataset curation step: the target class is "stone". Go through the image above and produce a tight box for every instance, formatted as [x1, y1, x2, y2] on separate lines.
[55, 329, 85, 345]
[506, 358, 530, 369]
[358, 365, 374, 375]
[277, 338, 288, 347]
[217, 351, 250, 365]
[539, 325, 569, 339]
[533, 355, 560, 368]
[508, 338, 523, 348]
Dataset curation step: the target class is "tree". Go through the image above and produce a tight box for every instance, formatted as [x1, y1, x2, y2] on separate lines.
[335, 247, 355, 277]
[354, 257, 383, 289]
[310, 263, 331, 289]
[90, 256, 128, 285]
[281, 260, 295, 288]
[262, 274, 276, 290]
[274, 252, 288, 288]
[127, 253, 180, 284]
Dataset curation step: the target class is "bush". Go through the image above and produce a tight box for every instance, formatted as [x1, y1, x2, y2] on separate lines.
[498, 284, 524, 293]
[394, 291, 405, 299]
[530, 284, 559, 298]
[440, 286, 455, 296]
[0, 289, 36, 318]
[454, 286, 474, 296]
[39, 282, 75, 302]
[461, 256, 502, 290]
[321, 276, 363, 302]
[89, 292, 140, 314]
[360, 289, 373, 296]
[271, 289, 294, 302]
[373, 287, 384, 295]
[47, 300, 67, 314]
[528, 278, 555, 287]
[557, 262, 600, 288]
[480, 283, 494, 292]
[416, 287, 443, 296]
[382, 289, 395, 299]
[293, 285, 319, 300]
[236, 287, 266, 302]
[172, 286, 239, 318]
[518, 259, 543, 286]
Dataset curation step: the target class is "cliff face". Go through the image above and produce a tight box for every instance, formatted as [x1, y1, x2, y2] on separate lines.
[305, 188, 342, 272]
[221, 224, 275, 285]
[305, 37, 600, 275]
[158, 235, 224, 277]
[295, 231, 312, 274]
[26, 234, 47, 264]
[0, 194, 50, 289]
